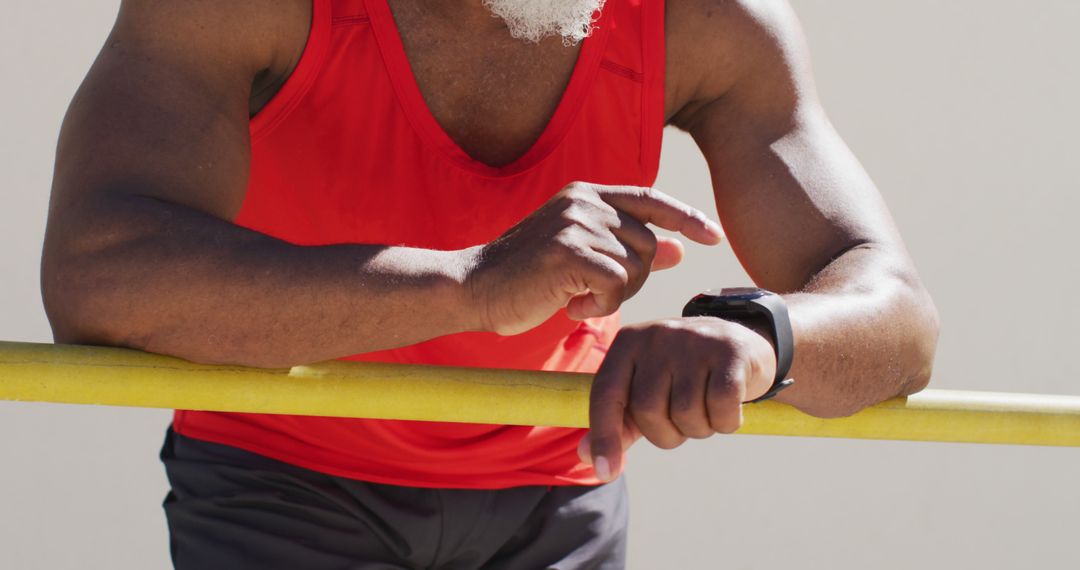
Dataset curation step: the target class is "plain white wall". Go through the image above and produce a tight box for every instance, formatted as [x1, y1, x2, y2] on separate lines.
[1, 1, 1077, 568]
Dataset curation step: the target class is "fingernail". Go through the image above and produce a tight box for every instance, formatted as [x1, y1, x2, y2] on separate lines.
[578, 436, 592, 464]
[594, 456, 612, 482]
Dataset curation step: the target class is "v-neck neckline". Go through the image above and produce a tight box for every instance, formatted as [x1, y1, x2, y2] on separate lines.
[365, 0, 614, 178]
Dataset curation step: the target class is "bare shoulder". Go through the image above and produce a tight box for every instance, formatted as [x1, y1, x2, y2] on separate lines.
[51, 0, 312, 222]
[110, 0, 311, 92]
[664, 0, 813, 128]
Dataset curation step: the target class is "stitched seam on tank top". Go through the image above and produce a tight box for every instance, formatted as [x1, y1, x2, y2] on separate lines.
[250, 0, 331, 142]
[332, 15, 370, 27]
[600, 59, 644, 83]
[640, 0, 665, 176]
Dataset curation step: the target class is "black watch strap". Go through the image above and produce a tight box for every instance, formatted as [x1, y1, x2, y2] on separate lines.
[682, 288, 795, 403]
[749, 377, 795, 403]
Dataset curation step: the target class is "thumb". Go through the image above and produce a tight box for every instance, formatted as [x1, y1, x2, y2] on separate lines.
[651, 236, 686, 271]
[577, 418, 643, 471]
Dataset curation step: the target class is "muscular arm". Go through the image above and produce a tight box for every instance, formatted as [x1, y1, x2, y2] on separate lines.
[671, 0, 939, 417]
[42, 0, 720, 369]
[42, 0, 482, 367]
[582, 0, 940, 479]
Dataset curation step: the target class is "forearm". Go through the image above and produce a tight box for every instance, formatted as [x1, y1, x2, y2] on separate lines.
[774, 245, 940, 417]
[42, 195, 480, 367]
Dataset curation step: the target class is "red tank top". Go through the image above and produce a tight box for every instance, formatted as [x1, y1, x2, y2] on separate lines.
[173, 0, 666, 489]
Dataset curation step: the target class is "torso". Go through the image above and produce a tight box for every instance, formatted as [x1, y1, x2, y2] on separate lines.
[180, 0, 663, 488]
[247, 0, 728, 164]
[385, 1, 582, 167]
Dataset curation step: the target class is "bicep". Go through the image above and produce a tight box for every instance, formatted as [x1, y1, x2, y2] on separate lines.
[696, 107, 904, 293]
[680, 0, 907, 293]
[50, 0, 272, 223]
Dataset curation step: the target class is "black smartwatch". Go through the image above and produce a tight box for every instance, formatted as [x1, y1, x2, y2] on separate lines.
[682, 288, 795, 403]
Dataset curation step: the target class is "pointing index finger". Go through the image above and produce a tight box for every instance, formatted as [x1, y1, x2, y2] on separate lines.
[598, 186, 724, 245]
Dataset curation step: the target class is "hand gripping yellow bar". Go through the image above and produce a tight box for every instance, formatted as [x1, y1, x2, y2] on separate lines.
[2, 340, 1078, 447]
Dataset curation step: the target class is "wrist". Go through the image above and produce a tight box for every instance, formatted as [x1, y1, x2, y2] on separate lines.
[731, 315, 776, 358]
[731, 316, 779, 400]
[449, 246, 488, 333]
[682, 288, 794, 402]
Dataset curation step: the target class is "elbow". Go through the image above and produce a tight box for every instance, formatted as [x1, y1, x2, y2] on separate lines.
[42, 251, 291, 369]
[793, 281, 941, 419]
[41, 242, 117, 347]
[864, 261, 941, 401]
[899, 285, 940, 396]
[41, 199, 143, 348]
[41, 256, 150, 351]
[40, 201, 296, 369]
[858, 281, 941, 408]
[852, 281, 941, 413]
[44, 287, 290, 370]
[794, 397, 867, 420]
[42, 231, 162, 355]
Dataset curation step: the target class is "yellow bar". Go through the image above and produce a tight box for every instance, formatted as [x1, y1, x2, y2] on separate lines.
[2, 340, 1078, 447]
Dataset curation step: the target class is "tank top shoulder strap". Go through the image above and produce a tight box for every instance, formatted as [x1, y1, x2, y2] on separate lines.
[600, 0, 666, 181]
[250, 0, 334, 142]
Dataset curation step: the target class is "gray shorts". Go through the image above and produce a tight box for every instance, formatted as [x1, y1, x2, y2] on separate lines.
[160, 429, 628, 569]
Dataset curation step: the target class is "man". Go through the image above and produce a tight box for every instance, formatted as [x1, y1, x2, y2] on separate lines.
[41, 0, 939, 567]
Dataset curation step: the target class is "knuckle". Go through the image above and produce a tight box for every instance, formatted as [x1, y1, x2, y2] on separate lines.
[630, 395, 667, 422]
[641, 231, 658, 254]
[713, 419, 742, 435]
[598, 205, 621, 228]
[612, 326, 646, 347]
[653, 433, 687, 450]
[560, 203, 591, 228]
[624, 271, 648, 297]
[589, 259, 628, 287]
[620, 245, 643, 270]
[609, 330, 633, 348]
[682, 203, 705, 222]
[624, 236, 656, 271]
[709, 373, 742, 401]
[562, 181, 592, 197]
[707, 377, 744, 433]
[593, 295, 622, 316]
[669, 391, 697, 416]
[725, 355, 751, 384]
[670, 409, 710, 439]
[605, 262, 630, 284]
[707, 386, 743, 416]
[565, 201, 618, 234]
[590, 434, 622, 455]
[550, 193, 576, 214]
[675, 419, 713, 439]
[593, 384, 627, 405]
[710, 409, 743, 434]
[644, 403, 669, 423]
[669, 381, 708, 437]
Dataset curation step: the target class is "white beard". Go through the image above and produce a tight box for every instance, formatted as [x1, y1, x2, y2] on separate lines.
[482, 0, 606, 45]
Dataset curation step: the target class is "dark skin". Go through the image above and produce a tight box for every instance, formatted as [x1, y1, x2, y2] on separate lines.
[42, 0, 939, 483]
